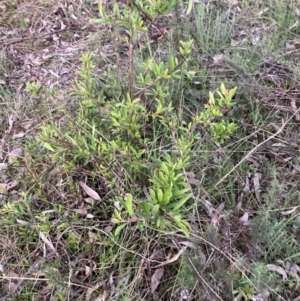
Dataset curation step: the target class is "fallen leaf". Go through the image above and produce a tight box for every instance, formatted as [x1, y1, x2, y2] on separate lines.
[185, 172, 201, 187]
[72, 208, 88, 216]
[12, 132, 25, 139]
[180, 288, 190, 300]
[285, 261, 300, 281]
[253, 172, 261, 203]
[0, 183, 8, 194]
[155, 247, 186, 268]
[104, 226, 113, 233]
[88, 231, 97, 243]
[79, 181, 101, 201]
[239, 212, 249, 226]
[257, 7, 269, 16]
[16, 219, 33, 227]
[290, 99, 300, 121]
[86, 281, 103, 301]
[179, 241, 196, 249]
[84, 197, 95, 205]
[7, 115, 17, 133]
[281, 207, 298, 215]
[8, 148, 23, 164]
[151, 268, 164, 293]
[251, 35, 260, 46]
[213, 54, 225, 64]
[39, 231, 58, 256]
[266, 264, 287, 281]
[0, 163, 8, 171]
[6, 181, 18, 190]
[202, 199, 213, 217]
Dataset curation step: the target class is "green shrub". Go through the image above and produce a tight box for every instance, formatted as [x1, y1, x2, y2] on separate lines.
[25, 0, 237, 237]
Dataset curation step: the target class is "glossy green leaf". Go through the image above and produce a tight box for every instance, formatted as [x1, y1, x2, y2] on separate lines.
[125, 194, 134, 217]
[151, 204, 160, 216]
[142, 201, 150, 215]
[114, 223, 126, 236]
[44, 142, 55, 152]
[187, 0, 193, 15]
[172, 193, 192, 211]
[157, 189, 163, 203]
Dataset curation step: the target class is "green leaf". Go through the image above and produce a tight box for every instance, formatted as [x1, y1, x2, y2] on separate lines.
[113, 3, 120, 17]
[125, 194, 134, 217]
[169, 56, 175, 71]
[44, 142, 55, 152]
[98, 0, 107, 18]
[208, 91, 215, 106]
[162, 186, 172, 205]
[158, 171, 167, 183]
[187, 0, 193, 15]
[142, 201, 150, 215]
[161, 162, 170, 175]
[114, 223, 126, 236]
[156, 216, 165, 229]
[173, 215, 190, 237]
[172, 193, 192, 211]
[149, 188, 157, 203]
[227, 86, 237, 100]
[137, 220, 145, 231]
[171, 188, 190, 200]
[220, 83, 227, 96]
[151, 204, 160, 216]
[157, 189, 163, 203]
[112, 208, 122, 221]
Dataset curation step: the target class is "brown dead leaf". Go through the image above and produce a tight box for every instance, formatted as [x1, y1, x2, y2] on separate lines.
[86, 281, 103, 301]
[151, 268, 164, 293]
[84, 197, 95, 205]
[0, 163, 8, 171]
[88, 231, 97, 243]
[79, 181, 101, 201]
[155, 247, 186, 268]
[72, 208, 88, 216]
[253, 172, 261, 203]
[285, 261, 300, 281]
[213, 54, 225, 64]
[6, 181, 18, 190]
[281, 207, 298, 215]
[251, 35, 260, 46]
[257, 7, 269, 16]
[16, 219, 33, 227]
[12, 132, 25, 139]
[7, 115, 17, 133]
[39, 231, 58, 256]
[201, 199, 225, 226]
[290, 99, 300, 121]
[266, 264, 287, 281]
[239, 212, 249, 226]
[8, 148, 23, 164]
[0, 183, 8, 194]
[185, 171, 201, 187]
[179, 241, 196, 249]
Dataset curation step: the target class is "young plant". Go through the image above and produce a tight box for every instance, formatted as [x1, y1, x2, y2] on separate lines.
[25, 0, 237, 238]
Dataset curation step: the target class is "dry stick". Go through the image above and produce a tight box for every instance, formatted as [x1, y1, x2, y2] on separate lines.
[213, 109, 300, 188]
